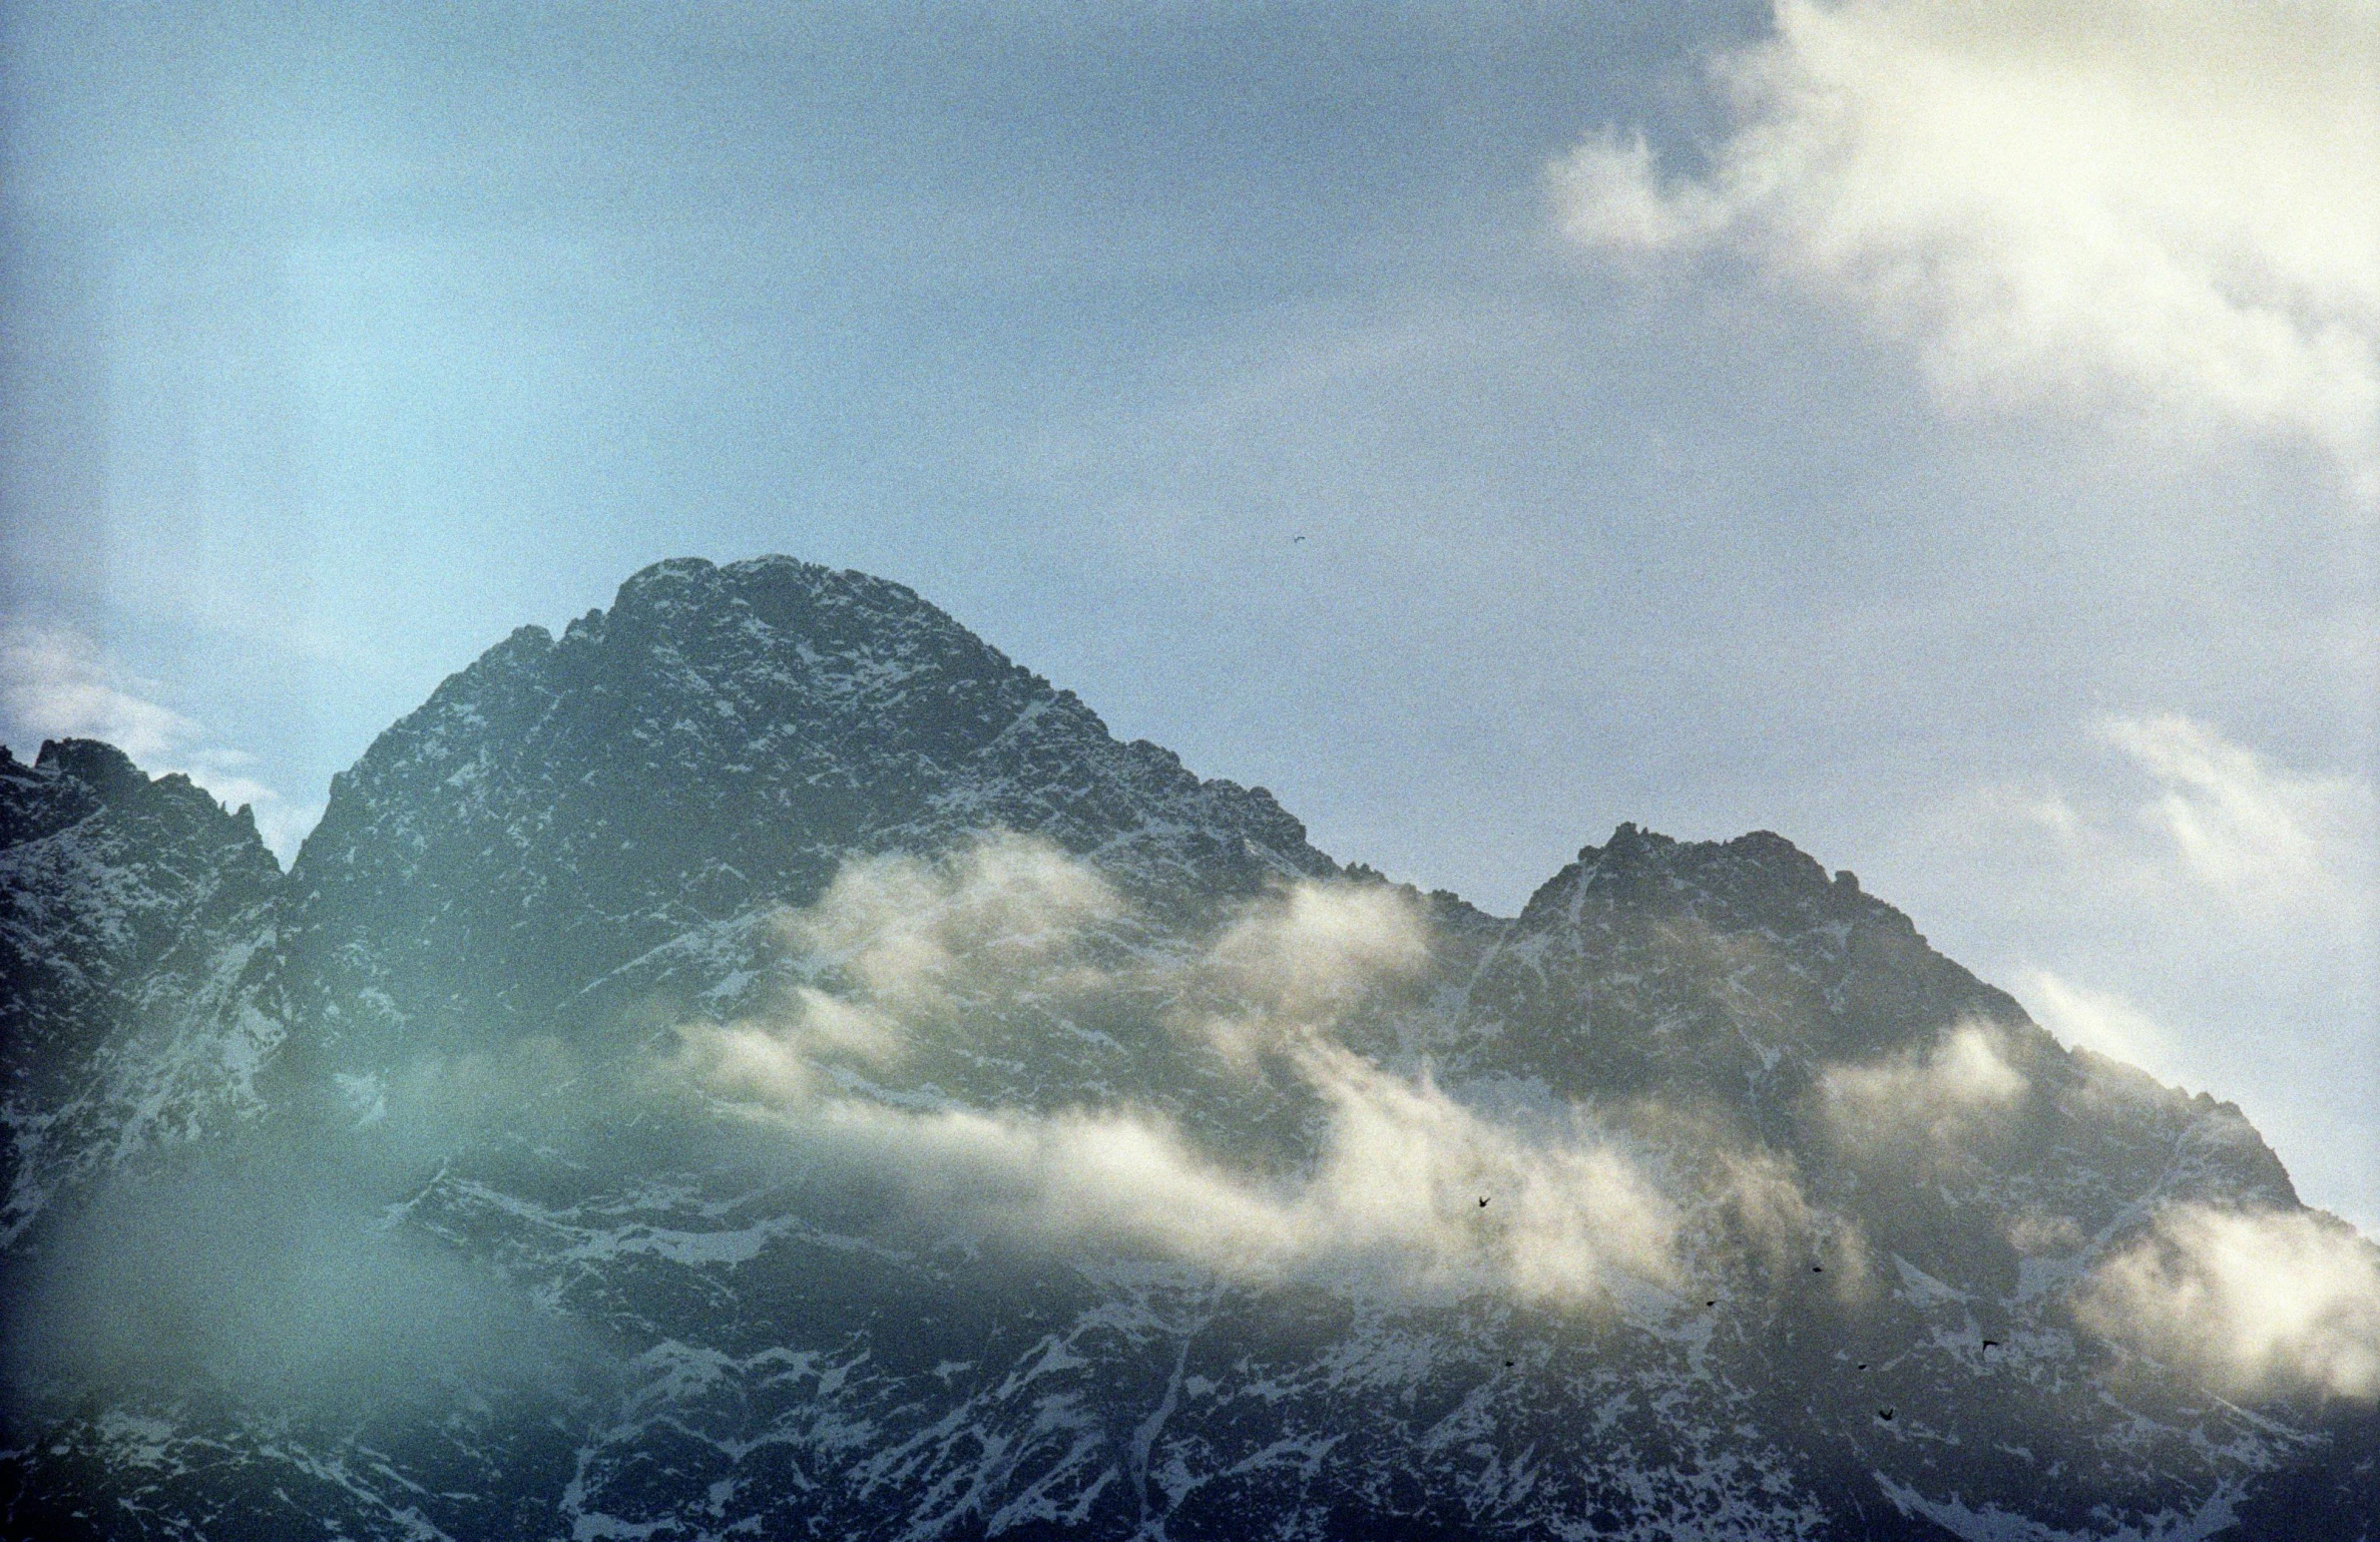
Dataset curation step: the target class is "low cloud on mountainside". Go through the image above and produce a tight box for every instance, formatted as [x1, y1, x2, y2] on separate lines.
[680, 834, 2380, 1394]
[3, 1146, 595, 1417]
[2080, 1204, 2380, 1402]
[689, 831, 1130, 1101]
[680, 835, 1685, 1304]
[19, 830, 2379, 1416]
[1812, 1016, 2380, 1399]
[1818, 1021, 2029, 1166]
[1553, 0, 2380, 492]
[738, 834, 2380, 1403]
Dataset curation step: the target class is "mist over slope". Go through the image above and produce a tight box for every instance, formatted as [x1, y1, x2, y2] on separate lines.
[2, 556, 2373, 1540]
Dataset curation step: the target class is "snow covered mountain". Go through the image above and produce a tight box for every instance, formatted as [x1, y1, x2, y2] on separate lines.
[3, 556, 2373, 1540]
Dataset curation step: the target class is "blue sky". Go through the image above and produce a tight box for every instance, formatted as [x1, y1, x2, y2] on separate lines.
[3, 1, 2374, 1229]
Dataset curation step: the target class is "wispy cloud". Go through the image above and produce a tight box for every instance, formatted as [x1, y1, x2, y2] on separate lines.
[764, 1042, 1684, 1303]
[1186, 878, 1433, 1065]
[1992, 715, 2376, 995]
[0, 628, 203, 766]
[1818, 1021, 2029, 1165]
[2016, 970, 2176, 1081]
[1907, 714, 2377, 1228]
[1552, 0, 2380, 492]
[5, 1144, 597, 1415]
[679, 837, 1684, 1304]
[685, 833, 1129, 1101]
[0, 625, 322, 862]
[2078, 1203, 2380, 1401]
[2095, 714, 2376, 921]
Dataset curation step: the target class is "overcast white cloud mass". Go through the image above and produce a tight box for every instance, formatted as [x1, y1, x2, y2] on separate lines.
[1554, 0, 2380, 490]
[0, 626, 321, 861]
[2079, 1203, 2380, 1402]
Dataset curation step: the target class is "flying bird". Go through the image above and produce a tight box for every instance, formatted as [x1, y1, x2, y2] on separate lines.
[1877, 1408, 1895, 1422]
[1478, 1197, 1490, 1209]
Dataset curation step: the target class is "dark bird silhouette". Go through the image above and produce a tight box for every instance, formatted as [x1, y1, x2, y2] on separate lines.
[1505, 1360, 1515, 1368]
[1812, 1265, 1824, 1274]
[1877, 1408, 1895, 1422]
[1705, 1299, 1717, 1307]
[1293, 534, 1307, 544]
[1478, 1197, 1490, 1209]
[1983, 1339, 2001, 1350]
[1857, 1362, 1868, 1370]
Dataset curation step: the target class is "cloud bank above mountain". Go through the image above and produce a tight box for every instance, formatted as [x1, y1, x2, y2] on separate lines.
[1554, 0, 2380, 491]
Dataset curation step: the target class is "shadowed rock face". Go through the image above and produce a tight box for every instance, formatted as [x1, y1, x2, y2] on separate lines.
[0, 741, 281, 1246]
[1, 556, 2369, 1541]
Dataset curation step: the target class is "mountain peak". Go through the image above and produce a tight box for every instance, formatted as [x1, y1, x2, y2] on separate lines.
[32, 738, 146, 799]
[280, 554, 1335, 1050]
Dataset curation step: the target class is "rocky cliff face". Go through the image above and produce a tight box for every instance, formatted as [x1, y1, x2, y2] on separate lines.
[0, 741, 281, 1247]
[1, 557, 2369, 1542]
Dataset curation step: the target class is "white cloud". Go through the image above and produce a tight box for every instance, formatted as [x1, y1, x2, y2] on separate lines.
[0, 626, 321, 862]
[683, 834, 1125, 1102]
[1190, 879, 1433, 1063]
[1552, 0, 2380, 490]
[1709, 1143, 1875, 1301]
[2017, 970, 2177, 1082]
[2078, 1203, 2380, 1401]
[1819, 1021, 2029, 1160]
[767, 1041, 1682, 1304]
[0, 627, 202, 766]
[1906, 715, 2377, 1228]
[1974, 715, 2378, 947]
[1988, 716, 2376, 1013]
[778, 831, 1126, 1013]
[679, 847, 1681, 1304]
[2095, 713, 2376, 921]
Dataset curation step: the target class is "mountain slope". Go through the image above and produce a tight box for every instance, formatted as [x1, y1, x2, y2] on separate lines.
[1, 556, 2369, 1542]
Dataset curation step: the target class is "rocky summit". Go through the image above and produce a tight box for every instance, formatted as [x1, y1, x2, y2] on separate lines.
[2, 556, 2373, 1541]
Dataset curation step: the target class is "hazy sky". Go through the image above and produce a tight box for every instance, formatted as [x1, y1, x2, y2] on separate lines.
[2, 1, 2374, 1229]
